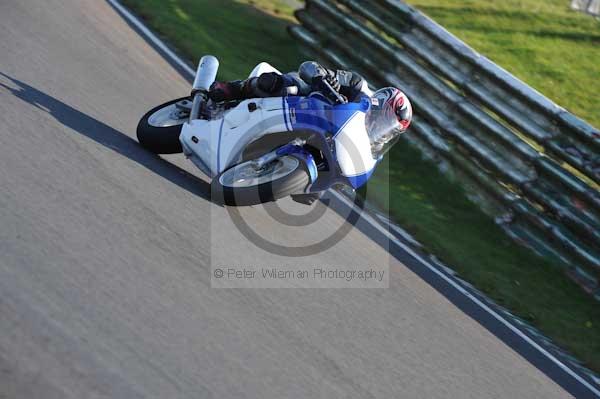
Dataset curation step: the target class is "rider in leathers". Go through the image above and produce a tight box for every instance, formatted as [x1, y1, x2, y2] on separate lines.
[208, 61, 408, 205]
[208, 61, 370, 104]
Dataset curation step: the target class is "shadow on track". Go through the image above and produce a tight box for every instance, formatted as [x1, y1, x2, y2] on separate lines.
[0, 72, 212, 201]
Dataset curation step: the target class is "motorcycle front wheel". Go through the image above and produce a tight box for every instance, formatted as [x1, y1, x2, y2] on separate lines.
[137, 97, 191, 154]
[212, 156, 310, 206]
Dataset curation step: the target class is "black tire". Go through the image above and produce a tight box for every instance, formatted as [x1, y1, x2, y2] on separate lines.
[137, 97, 190, 154]
[211, 156, 310, 206]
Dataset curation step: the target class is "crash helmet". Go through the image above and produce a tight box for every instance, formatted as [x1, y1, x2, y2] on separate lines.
[365, 87, 412, 158]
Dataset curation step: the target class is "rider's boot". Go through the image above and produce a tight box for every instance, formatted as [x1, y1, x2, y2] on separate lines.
[207, 80, 244, 102]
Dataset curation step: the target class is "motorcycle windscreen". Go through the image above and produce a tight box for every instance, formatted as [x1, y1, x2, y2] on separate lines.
[365, 106, 403, 159]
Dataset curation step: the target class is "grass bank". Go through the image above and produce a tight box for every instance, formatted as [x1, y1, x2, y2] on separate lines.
[120, 0, 304, 81]
[119, 0, 600, 371]
[406, 0, 600, 129]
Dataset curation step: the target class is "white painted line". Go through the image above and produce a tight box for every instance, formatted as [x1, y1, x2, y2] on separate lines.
[107, 1, 600, 396]
[106, 0, 196, 78]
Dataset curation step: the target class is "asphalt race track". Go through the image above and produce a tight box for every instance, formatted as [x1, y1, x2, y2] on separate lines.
[0, 1, 580, 398]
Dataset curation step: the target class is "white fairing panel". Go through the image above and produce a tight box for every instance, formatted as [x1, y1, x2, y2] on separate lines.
[334, 112, 377, 177]
[248, 62, 282, 78]
[179, 97, 289, 177]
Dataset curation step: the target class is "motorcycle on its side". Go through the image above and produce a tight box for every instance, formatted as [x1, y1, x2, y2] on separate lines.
[136, 55, 403, 206]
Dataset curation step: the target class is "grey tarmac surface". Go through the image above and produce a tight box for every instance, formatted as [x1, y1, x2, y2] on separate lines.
[0, 0, 571, 398]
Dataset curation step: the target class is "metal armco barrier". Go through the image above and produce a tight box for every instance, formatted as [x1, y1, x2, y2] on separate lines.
[571, 0, 600, 16]
[289, 0, 600, 297]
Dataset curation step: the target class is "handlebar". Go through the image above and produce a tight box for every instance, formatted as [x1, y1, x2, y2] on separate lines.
[317, 77, 348, 105]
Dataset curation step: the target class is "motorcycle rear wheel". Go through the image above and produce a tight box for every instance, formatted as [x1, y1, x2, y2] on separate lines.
[137, 97, 191, 154]
[212, 156, 310, 206]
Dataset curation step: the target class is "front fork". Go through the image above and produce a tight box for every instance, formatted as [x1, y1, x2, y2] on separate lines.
[251, 138, 318, 186]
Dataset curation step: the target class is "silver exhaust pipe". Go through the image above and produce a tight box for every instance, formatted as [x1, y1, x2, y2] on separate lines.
[190, 55, 219, 121]
[192, 55, 219, 94]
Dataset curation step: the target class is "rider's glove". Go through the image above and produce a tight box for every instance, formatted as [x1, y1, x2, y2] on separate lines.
[309, 70, 340, 93]
[322, 69, 340, 92]
[299, 61, 340, 92]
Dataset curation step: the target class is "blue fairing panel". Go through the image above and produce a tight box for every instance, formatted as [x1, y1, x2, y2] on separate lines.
[331, 96, 371, 135]
[285, 95, 369, 135]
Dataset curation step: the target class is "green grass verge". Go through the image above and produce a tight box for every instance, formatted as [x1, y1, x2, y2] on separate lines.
[120, 0, 304, 81]
[405, 0, 600, 129]
[119, 0, 600, 372]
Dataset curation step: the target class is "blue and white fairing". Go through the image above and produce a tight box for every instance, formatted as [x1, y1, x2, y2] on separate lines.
[285, 95, 377, 189]
[179, 93, 378, 191]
